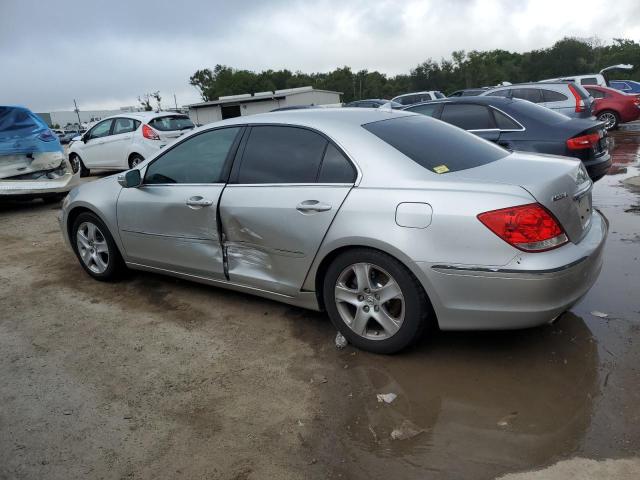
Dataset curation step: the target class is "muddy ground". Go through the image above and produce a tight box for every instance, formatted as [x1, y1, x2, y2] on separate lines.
[1, 130, 639, 480]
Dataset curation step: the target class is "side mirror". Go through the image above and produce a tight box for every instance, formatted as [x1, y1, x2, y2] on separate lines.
[117, 169, 142, 188]
[82, 135, 89, 143]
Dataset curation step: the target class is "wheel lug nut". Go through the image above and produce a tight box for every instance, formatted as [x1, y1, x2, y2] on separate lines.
[357, 295, 364, 301]
[374, 293, 379, 300]
[363, 306, 370, 312]
[374, 305, 379, 312]
[364, 288, 370, 293]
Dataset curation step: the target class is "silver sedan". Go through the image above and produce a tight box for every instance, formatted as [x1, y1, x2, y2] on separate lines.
[59, 109, 607, 353]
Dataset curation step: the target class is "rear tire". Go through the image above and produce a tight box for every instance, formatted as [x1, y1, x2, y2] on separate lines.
[128, 154, 144, 169]
[597, 110, 619, 130]
[322, 248, 431, 354]
[71, 212, 126, 281]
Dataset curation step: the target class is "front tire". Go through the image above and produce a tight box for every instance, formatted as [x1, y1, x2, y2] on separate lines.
[70, 154, 90, 177]
[597, 110, 619, 130]
[128, 154, 144, 169]
[323, 248, 431, 354]
[71, 212, 126, 281]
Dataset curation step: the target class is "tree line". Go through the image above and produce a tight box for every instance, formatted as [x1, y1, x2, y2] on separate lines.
[189, 38, 640, 103]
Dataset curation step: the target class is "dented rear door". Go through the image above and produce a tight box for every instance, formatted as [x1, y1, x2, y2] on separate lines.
[219, 126, 356, 296]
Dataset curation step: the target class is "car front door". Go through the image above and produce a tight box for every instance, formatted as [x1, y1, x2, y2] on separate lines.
[116, 126, 243, 279]
[219, 125, 356, 296]
[100, 117, 139, 168]
[80, 119, 114, 167]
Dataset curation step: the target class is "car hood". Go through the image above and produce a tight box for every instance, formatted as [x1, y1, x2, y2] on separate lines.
[451, 151, 593, 243]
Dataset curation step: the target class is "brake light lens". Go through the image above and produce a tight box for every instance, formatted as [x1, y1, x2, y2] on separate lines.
[568, 83, 585, 112]
[478, 203, 568, 252]
[567, 132, 600, 150]
[142, 124, 160, 140]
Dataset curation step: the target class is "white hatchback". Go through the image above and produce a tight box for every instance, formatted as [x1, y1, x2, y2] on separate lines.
[68, 111, 194, 175]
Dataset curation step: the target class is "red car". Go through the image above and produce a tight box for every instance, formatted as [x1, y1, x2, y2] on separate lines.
[584, 85, 640, 130]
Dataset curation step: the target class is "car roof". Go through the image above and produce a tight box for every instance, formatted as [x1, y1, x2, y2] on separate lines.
[403, 96, 516, 107]
[393, 91, 440, 97]
[99, 111, 188, 121]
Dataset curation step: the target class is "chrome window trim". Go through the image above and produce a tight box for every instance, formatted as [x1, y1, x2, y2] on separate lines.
[225, 183, 354, 188]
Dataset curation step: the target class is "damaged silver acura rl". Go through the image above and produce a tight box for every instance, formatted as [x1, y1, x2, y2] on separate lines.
[1, 106, 79, 200]
[59, 108, 607, 353]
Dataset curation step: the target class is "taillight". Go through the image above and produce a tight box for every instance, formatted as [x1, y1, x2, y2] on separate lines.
[142, 124, 160, 140]
[477, 203, 568, 252]
[38, 129, 57, 142]
[568, 83, 585, 112]
[567, 132, 600, 150]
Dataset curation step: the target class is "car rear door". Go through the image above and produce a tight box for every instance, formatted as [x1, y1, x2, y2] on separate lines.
[219, 125, 356, 296]
[116, 126, 243, 279]
[439, 103, 502, 142]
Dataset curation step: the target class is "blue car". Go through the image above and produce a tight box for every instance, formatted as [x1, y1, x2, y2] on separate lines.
[0, 105, 79, 200]
[609, 80, 640, 94]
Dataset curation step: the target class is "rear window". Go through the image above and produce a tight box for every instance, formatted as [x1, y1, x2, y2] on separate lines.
[434, 91, 446, 99]
[148, 115, 195, 131]
[363, 115, 508, 174]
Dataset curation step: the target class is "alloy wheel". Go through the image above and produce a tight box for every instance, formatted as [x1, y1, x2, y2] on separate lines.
[76, 222, 110, 274]
[334, 262, 405, 340]
[598, 111, 617, 130]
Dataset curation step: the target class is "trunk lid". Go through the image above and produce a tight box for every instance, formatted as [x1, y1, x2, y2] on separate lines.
[454, 151, 593, 243]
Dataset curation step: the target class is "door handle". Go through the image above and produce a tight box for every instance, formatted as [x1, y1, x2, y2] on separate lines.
[186, 196, 213, 209]
[296, 200, 332, 213]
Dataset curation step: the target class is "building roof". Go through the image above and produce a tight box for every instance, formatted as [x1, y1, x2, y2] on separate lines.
[186, 86, 343, 109]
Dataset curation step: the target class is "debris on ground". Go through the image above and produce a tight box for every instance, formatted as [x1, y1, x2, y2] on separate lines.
[591, 311, 609, 318]
[497, 411, 519, 427]
[376, 393, 397, 404]
[368, 425, 379, 443]
[390, 420, 424, 440]
[335, 332, 348, 349]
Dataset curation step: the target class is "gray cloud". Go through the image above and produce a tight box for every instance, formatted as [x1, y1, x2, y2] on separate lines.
[1, 0, 638, 112]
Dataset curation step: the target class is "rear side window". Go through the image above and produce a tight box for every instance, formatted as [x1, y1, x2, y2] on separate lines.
[541, 89, 568, 102]
[148, 115, 194, 131]
[113, 118, 139, 134]
[145, 127, 241, 184]
[511, 88, 543, 103]
[580, 77, 598, 86]
[237, 126, 327, 184]
[405, 103, 441, 117]
[363, 115, 508, 174]
[492, 109, 521, 130]
[318, 144, 356, 183]
[434, 91, 445, 99]
[441, 104, 494, 130]
[586, 88, 606, 99]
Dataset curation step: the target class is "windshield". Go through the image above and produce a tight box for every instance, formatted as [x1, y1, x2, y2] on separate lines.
[363, 115, 508, 174]
[148, 115, 194, 131]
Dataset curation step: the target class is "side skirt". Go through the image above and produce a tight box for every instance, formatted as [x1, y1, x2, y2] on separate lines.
[126, 261, 321, 311]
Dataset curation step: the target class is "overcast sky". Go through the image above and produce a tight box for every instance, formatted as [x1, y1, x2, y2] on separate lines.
[1, 0, 639, 112]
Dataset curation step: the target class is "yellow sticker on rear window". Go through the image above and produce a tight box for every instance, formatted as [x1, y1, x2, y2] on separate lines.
[433, 164, 449, 174]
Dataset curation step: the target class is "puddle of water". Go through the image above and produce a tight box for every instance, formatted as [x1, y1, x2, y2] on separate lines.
[305, 132, 640, 480]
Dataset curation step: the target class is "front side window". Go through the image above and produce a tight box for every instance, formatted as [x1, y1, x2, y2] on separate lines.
[88, 120, 113, 139]
[145, 127, 241, 184]
[237, 126, 327, 184]
[510, 88, 543, 103]
[486, 89, 510, 98]
[113, 118, 139, 135]
[363, 115, 508, 174]
[441, 104, 494, 130]
[148, 115, 195, 132]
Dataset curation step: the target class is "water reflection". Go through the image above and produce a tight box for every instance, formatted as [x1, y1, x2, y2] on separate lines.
[340, 313, 598, 479]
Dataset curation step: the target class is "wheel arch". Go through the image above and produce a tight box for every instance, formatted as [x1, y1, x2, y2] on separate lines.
[310, 242, 439, 325]
[66, 205, 124, 258]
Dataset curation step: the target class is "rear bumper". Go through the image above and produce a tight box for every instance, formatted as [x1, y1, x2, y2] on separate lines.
[418, 210, 608, 330]
[583, 151, 611, 180]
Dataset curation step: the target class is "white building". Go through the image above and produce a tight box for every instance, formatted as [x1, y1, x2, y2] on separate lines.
[186, 86, 342, 125]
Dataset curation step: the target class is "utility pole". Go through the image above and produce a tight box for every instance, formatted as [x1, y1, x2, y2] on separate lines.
[73, 99, 82, 129]
[174, 93, 178, 110]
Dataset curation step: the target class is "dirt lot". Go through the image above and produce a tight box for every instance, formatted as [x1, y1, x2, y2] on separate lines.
[1, 132, 640, 480]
